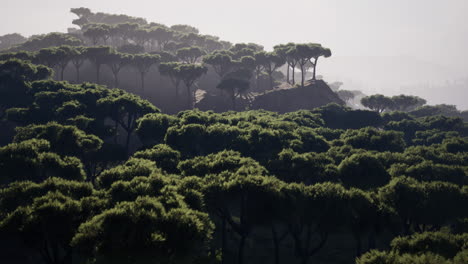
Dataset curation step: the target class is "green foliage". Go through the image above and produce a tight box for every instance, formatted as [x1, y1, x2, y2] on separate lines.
[361, 94, 395, 113]
[9, 33, 82, 52]
[0, 139, 86, 184]
[341, 127, 406, 152]
[391, 232, 467, 259]
[14, 122, 103, 156]
[179, 150, 267, 177]
[313, 103, 383, 129]
[72, 196, 214, 264]
[133, 144, 181, 173]
[269, 149, 338, 184]
[97, 158, 161, 188]
[338, 153, 390, 189]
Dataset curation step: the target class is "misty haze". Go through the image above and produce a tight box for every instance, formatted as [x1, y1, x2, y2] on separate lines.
[0, 1, 467, 264]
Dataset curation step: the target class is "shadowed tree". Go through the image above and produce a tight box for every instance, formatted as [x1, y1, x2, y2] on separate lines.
[311, 46, 331, 80]
[130, 53, 161, 92]
[263, 52, 285, 90]
[0, 182, 96, 264]
[149, 27, 174, 51]
[274, 43, 296, 84]
[171, 24, 200, 34]
[0, 33, 26, 50]
[285, 45, 299, 85]
[176, 63, 208, 108]
[84, 46, 113, 84]
[294, 44, 317, 87]
[34, 47, 62, 75]
[176, 46, 206, 64]
[54, 45, 78, 81]
[391, 95, 427, 112]
[104, 52, 133, 88]
[217, 78, 250, 110]
[0, 59, 52, 119]
[0, 139, 86, 184]
[202, 51, 234, 79]
[159, 61, 184, 101]
[83, 24, 111, 45]
[361, 94, 395, 113]
[70, 46, 87, 83]
[253, 51, 267, 90]
[98, 92, 159, 153]
[338, 90, 356, 104]
[72, 196, 214, 264]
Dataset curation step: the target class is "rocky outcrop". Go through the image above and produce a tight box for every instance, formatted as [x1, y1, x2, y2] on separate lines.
[195, 80, 344, 113]
[251, 80, 344, 113]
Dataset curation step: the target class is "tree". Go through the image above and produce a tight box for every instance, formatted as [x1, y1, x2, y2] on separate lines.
[104, 52, 133, 88]
[391, 95, 427, 112]
[338, 153, 391, 189]
[311, 46, 331, 80]
[9, 33, 82, 52]
[176, 64, 208, 108]
[284, 183, 349, 264]
[54, 45, 78, 80]
[159, 61, 184, 100]
[0, 139, 86, 184]
[338, 90, 356, 103]
[70, 46, 87, 83]
[83, 24, 111, 45]
[176, 46, 206, 63]
[98, 92, 159, 152]
[217, 78, 250, 110]
[84, 46, 113, 84]
[72, 196, 213, 264]
[0, 182, 95, 264]
[34, 47, 62, 70]
[131, 53, 161, 92]
[171, 24, 200, 34]
[361, 94, 395, 113]
[203, 51, 234, 78]
[149, 27, 174, 51]
[253, 51, 267, 90]
[0, 33, 26, 50]
[291, 44, 311, 87]
[0, 59, 52, 119]
[263, 52, 285, 90]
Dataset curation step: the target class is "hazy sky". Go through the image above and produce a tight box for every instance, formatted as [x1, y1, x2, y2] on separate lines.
[1, 0, 467, 107]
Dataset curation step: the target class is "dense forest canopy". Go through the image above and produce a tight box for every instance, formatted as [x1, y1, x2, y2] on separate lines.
[0, 6, 467, 264]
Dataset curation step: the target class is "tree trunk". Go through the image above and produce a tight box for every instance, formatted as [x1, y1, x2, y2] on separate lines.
[353, 232, 362, 257]
[238, 235, 247, 264]
[125, 115, 133, 154]
[312, 58, 318, 80]
[232, 92, 236, 111]
[96, 64, 101, 84]
[256, 71, 260, 91]
[221, 218, 227, 264]
[187, 86, 192, 109]
[75, 67, 80, 83]
[368, 229, 376, 250]
[60, 67, 65, 81]
[300, 65, 305, 87]
[272, 226, 280, 264]
[292, 67, 295, 84]
[269, 74, 274, 91]
[286, 64, 290, 84]
[140, 72, 145, 92]
[114, 73, 119, 88]
[114, 120, 119, 144]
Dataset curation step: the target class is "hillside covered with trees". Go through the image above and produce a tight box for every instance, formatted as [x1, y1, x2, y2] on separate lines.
[0, 7, 467, 264]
